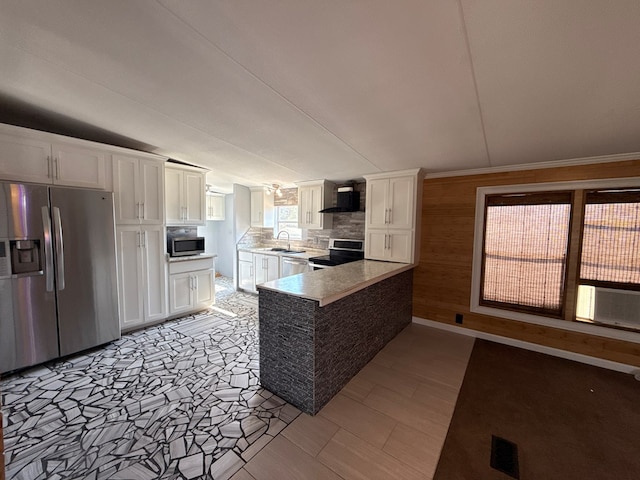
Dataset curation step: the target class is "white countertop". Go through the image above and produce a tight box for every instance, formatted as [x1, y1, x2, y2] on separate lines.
[258, 260, 414, 306]
[238, 247, 328, 260]
[167, 253, 217, 263]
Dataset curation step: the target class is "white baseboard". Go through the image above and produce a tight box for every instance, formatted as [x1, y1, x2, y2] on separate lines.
[412, 316, 639, 375]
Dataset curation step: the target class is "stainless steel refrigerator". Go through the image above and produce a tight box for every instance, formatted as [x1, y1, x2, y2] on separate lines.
[0, 182, 120, 374]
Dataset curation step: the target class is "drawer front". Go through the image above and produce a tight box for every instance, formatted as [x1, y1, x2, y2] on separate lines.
[238, 250, 253, 262]
[169, 257, 214, 274]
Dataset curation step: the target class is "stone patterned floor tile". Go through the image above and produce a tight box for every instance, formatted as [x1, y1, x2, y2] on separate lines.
[1, 277, 298, 480]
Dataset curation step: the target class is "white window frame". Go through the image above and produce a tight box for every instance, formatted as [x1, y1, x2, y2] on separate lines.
[273, 205, 303, 241]
[471, 176, 640, 343]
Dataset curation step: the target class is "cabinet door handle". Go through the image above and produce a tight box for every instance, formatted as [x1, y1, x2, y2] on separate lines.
[141, 202, 145, 219]
[142, 231, 146, 248]
[388, 208, 392, 224]
[47, 156, 52, 178]
[388, 234, 392, 250]
[54, 158, 60, 179]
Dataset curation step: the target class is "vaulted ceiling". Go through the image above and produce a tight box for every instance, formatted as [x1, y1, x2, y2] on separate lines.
[1, 1, 639, 192]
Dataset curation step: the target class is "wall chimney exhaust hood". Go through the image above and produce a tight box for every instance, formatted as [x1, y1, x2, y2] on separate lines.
[320, 186, 360, 213]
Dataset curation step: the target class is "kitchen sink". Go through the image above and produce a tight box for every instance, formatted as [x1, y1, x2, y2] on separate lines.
[270, 248, 305, 253]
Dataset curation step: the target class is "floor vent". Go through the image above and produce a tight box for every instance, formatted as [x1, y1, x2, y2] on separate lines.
[490, 435, 520, 479]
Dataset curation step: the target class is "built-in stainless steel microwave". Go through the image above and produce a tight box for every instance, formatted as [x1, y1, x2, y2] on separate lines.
[168, 236, 205, 257]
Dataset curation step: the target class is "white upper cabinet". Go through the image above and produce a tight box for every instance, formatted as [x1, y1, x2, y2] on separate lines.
[364, 169, 423, 264]
[297, 180, 334, 230]
[165, 165, 207, 226]
[165, 168, 183, 224]
[206, 193, 226, 221]
[0, 131, 108, 189]
[250, 187, 275, 227]
[0, 133, 55, 184]
[366, 176, 415, 230]
[51, 143, 107, 189]
[113, 154, 164, 225]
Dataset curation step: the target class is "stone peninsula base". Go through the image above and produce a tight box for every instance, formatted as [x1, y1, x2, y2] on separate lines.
[259, 269, 413, 414]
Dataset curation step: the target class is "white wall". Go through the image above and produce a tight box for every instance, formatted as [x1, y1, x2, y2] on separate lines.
[212, 195, 234, 278]
[197, 186, 250, 285]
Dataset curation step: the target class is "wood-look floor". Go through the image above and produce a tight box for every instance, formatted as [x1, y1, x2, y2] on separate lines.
[232, 324, 475, 480]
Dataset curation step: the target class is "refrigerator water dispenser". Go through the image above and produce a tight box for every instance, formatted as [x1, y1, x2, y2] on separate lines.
[10, 239, 42, 275]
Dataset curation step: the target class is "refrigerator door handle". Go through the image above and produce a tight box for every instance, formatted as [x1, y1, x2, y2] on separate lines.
[41, 206, 55, 292]
[52, 206, 65, 291]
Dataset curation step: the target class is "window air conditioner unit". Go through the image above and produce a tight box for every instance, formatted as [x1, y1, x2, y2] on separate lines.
[593, 287, 640, 329]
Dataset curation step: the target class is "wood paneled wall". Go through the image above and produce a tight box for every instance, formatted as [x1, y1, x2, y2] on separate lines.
[413, 159, 640, 367]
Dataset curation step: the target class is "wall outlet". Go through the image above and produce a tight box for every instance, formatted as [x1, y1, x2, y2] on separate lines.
[455, 313, 463, 324]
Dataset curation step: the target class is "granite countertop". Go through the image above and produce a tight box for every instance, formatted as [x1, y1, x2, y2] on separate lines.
[167, 253, 217, 263]
[258, 259, 415, 306]
[238, 247, 328, 260]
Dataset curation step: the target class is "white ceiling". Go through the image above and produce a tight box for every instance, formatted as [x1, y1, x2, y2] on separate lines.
[1, 1, 639, 192]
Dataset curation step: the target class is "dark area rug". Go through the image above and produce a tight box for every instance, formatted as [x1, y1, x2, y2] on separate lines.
[434, 339, 640, 480]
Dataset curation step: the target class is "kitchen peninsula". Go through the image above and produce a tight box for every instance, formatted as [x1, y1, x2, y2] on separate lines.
[257, 260, 414, 414]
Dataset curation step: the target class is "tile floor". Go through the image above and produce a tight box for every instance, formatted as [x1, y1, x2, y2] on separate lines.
[238, 321, 475, 480]
[2, 277, 475, 480]
[1, 278, 300, 480]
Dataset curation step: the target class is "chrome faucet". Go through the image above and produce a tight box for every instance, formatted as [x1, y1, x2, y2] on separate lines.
[276, 231, 290, 251]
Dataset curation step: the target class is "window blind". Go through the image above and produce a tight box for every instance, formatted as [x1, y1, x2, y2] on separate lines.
[580, 189, 640, 287]
[481, 192, 572, 316]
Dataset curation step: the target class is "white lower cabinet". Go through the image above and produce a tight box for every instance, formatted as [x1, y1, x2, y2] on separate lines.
[365, 229, 414, 263]
[116, 225, 167, 330]
[254, 253, 279, 286]
[238, 251, 255, 292]
[238, 251, 279, 293]
[168, 257, 215, 315]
